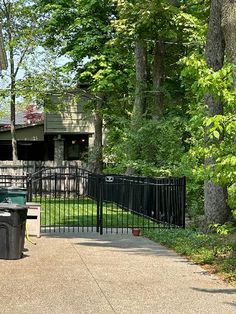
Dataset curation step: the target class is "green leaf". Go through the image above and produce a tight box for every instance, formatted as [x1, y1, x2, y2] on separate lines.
[213, 130, 220, 140]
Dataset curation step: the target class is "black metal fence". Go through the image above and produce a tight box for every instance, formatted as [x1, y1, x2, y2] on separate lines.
[0, 167, 186, 234]
[88, 174, 186, 230]
[27, 167, 88, 199]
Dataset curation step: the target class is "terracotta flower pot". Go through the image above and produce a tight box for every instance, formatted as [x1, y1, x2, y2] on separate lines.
[132, 228, 141, 236]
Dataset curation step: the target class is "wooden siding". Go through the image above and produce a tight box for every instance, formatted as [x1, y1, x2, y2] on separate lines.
[45, 112, 95, 134]
[44, 97, 95, 134]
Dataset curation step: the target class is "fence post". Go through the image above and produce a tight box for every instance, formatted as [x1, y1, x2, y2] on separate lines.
[54, 173, 57, 199]
[96, 175, 100, 233]
[26, 173, 32, 202]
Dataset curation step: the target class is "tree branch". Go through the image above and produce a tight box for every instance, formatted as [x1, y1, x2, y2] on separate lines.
[14, 45, 30, 77]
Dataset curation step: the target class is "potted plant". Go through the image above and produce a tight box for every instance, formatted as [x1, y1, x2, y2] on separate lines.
[132, 228, 141, 236]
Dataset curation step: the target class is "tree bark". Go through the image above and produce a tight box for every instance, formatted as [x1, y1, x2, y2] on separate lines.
[93, 95, 104, 174]
[132, 39, 148, 121]
[5, 1, 18, 162]
[10, 48, 17, 161]
[221, 0, 236, 65]
[204, 0, 230, 225]
[205, 1, 225, 71]
[125, 40, 148, 175]
[152, 40, 165, 119]
[221, 0, 236, 91]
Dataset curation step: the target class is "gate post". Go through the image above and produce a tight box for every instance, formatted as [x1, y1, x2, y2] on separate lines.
[96, 175, 100, 233]
[96, 174, 103, 235]
[96, 174, 103, 234]
[99, 176, 103, 235]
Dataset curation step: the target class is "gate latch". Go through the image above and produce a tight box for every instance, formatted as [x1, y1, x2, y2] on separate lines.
[105, 176, 114, 183]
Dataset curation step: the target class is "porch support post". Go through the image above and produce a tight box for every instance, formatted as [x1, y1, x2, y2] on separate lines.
[54, 135, 64, 162]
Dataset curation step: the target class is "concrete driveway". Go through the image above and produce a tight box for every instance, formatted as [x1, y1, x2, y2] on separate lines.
[0, 233, 235, 314]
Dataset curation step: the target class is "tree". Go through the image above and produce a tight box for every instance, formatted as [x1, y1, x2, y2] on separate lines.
[23, 104, 43, 124]
[133, 39, 148, 121]
[0, 0, 39, 161]
[108, 0, 206, 175]
[204, 0, 227, 225]
[93, 94, 104, 174]
[0, 23, 7, 71]
[37, 0, 135, 172]
[152, 40, 165, 118]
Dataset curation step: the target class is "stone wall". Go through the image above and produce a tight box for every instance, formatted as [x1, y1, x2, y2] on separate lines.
[54, 138, 65, 162]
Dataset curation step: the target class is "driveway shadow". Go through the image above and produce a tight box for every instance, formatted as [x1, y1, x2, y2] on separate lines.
[192, 287, 236, 295]
[224, 302, 236, 307]
[42, 232, 184, 258]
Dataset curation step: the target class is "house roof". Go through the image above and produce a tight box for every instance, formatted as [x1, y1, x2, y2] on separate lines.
[0, 107, 44, 127]
[0, 120, 44, 132]
[0, 23, 7, 71]
[0, 122, 44, 141]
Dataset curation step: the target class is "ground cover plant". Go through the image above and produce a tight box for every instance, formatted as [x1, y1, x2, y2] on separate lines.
[143, 228, 236, 286]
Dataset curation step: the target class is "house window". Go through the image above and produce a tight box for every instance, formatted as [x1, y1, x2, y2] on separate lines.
[17, 140, 54, 161]
[64, 135, 88, 160]
[0, 142, 12, 160]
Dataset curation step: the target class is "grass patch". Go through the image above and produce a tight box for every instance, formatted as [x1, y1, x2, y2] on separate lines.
[36, 197, 162, 229]
[143, 228, 236, 286]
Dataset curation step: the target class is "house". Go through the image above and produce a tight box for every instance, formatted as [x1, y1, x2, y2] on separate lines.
[0, 95, 95, 161]
[0, 27, 95, 162]
[0, 23, 7, 71]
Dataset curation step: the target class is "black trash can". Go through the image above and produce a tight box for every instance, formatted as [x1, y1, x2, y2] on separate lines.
[0, 204, 28, 260]
[0, 187, 27, 204]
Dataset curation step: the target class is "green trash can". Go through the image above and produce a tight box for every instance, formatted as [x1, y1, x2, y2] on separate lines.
[0, 187, 27, 204]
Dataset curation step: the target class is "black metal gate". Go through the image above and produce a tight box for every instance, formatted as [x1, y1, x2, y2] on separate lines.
[0, 168, 186, 234]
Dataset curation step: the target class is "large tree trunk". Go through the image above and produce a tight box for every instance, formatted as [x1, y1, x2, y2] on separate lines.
[205, 1, 225, 71]
[204, 0, 230, 225]
[93, 95, 104, 174]
[126, 39, 148, 175]
[221, 0, 236, 90]
[152, 40, 165, 119]
[221, 1, 236, 65]
[132, 39, 148, 121]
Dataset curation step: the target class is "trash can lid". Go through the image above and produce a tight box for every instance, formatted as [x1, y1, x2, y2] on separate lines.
[0, 203, 28, 211]
[0, 186, 27, 191]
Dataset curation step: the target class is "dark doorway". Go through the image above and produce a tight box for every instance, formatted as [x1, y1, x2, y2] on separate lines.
[64, 134, 89, 160]
[0, 142, 12, 160]
[17, 141, 54, 161]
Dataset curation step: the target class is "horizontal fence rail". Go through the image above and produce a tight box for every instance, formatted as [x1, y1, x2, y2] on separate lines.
[0, 168, 186, 234]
